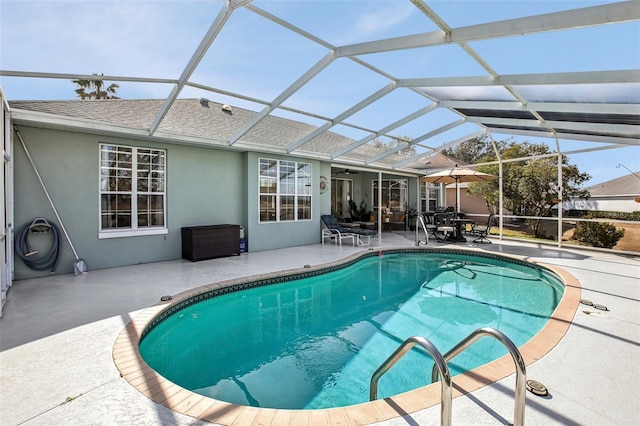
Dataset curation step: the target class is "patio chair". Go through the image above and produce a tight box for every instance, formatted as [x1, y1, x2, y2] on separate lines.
[471, 214, 495, 244]
[433, 213, 455, 242]
[421, 212, 438, 240]
[339, 211, 363, 228]
[321, 214, 377, 246]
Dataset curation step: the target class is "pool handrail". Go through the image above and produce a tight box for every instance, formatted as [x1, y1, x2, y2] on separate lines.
[431, 327, 527, 426]
[415, 214, 430, 246]
[370, 335, 452, 426]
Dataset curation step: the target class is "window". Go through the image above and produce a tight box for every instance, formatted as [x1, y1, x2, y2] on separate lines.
[421, 182, 440, 212]
[331, 178, 352, 215]
[259, 158, 311, 222]
[373, 179, 408, 212]
[99, 144, 167, 238]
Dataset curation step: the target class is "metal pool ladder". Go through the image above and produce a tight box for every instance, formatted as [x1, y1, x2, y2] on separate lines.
[370, 327, 527, 426]
[414, 214, 430, 246]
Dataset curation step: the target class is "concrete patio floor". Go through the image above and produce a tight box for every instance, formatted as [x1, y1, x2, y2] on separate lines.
[1, 232, 639, 425]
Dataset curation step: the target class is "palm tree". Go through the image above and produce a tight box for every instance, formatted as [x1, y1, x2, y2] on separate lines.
[72, 73, 120, 100]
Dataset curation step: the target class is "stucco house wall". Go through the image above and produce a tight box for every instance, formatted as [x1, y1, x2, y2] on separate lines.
[244, 151, 329, 252]
[13, 126, 326, 280]
[557, 173, 640, 214]
[444, 186, 493, 216]
[8, 97, 425, 281]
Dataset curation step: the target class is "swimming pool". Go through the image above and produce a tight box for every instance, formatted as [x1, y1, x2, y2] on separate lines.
[138, 249, 564, 410]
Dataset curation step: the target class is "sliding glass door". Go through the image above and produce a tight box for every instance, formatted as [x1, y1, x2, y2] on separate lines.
[331, 178, 352, 215]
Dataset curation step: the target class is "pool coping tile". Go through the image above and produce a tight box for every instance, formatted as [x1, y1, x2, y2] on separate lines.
[112, 247, 580, 426]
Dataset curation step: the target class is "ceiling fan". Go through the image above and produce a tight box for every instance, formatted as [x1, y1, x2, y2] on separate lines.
[332, 168, 359, 176]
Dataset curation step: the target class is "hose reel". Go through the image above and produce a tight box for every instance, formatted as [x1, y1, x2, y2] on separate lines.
[15, 218, 61, 272]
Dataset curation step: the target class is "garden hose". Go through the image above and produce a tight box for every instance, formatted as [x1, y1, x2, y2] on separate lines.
[15, 219, 61, 272]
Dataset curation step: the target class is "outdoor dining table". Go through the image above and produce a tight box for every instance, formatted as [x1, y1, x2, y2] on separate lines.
[452, 218, 474, 242]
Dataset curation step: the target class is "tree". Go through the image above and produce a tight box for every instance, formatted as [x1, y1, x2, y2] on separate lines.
[72, 73, 120, 100]
[372, 135, 417, 158]
[455, 139, 591, 238]
[441, 134, 505, 164]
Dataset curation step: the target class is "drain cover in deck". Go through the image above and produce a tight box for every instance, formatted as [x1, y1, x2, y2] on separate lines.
[526, 380, 548, 396]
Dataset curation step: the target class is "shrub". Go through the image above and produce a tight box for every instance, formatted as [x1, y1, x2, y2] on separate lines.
[564, 210, 640, 221]
[586, 211, 640, 221]
[574, 221, 625, 249]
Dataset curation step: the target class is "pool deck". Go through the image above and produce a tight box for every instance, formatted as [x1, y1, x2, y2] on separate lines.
[1, 233, 639, 425]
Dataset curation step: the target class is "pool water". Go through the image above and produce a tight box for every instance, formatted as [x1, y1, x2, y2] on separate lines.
[140, 252, 563, 409]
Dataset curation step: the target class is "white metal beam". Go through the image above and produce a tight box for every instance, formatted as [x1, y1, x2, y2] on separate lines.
[336, 2, 639, 57]
[244, 4, 334, 50]
[0, 70, 178, 85]
[149, 0, 251, 135]
[365, 118, 465, 164]
[410, 0, 544, 127]
[473, 142, 630, 168]
[186, 80, 397, 139]
[330, 103, 438, 159]
[551, 133, 640, 146]
[467, 115, 639, 135]
[393, 130, 486, 169]
[404, 118, 467, 147]
[228, 51, 336, 145]
[402, 70, 640, 88]
[440, 100, 640, 115]
[432, 130, 486, 154]
[487, 126, 640, 146]
[286, 82, 397, 153]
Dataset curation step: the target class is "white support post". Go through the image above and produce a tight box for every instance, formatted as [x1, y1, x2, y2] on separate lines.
[555, 137, 563, 248]
[489, 133, 503, 240]
[377, 171, 383, 235]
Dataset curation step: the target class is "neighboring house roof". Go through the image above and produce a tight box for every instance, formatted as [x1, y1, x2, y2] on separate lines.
[420, 152, 467, 169]
[8, 98, 428, 174]
[558, 172, 640, 212]
[585, 173, 640, 197]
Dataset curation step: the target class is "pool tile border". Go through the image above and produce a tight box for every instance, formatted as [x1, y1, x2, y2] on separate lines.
[113, 247, 581, 426]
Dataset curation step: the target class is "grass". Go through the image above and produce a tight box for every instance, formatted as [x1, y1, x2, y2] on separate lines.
[486, 220, 640, 252]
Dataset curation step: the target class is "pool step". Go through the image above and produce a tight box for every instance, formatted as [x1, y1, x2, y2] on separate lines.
[369, 327, 526, 426]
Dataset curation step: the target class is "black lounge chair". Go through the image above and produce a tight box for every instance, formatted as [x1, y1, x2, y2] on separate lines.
[339, 211, 364, 228]
[321, 214, 377, 246]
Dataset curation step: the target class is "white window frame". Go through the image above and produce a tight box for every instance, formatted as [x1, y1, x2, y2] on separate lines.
[372, 178, 408, 211]
[98, 143, 167, 239]
[259, 158, 312, 223]
[331, 177, 353, 216]
[421, 182, 441, 212]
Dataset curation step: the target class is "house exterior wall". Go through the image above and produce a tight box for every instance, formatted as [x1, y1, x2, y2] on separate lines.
[444, 187, 492, 215]
[243, 151, 327, 252]
[13, 126, 330, 280]
[15, 114, 442, 280]
[560, 196, 639, 213]
[1, 92, 13, 316]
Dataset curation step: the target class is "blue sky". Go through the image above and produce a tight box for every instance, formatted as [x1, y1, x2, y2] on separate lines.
[1, 0, 639, 186]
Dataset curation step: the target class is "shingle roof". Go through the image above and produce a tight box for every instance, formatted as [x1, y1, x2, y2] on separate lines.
[4, 2, 638, 175]
[9, 98, 421, 170]
[586, 173, 640, 196]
